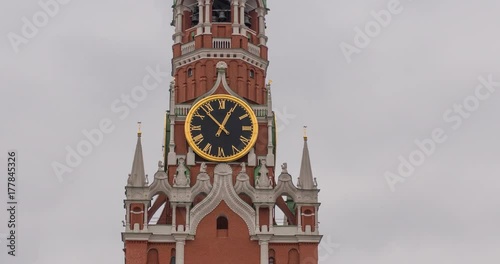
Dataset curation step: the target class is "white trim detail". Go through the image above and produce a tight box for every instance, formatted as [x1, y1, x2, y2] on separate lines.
[173, 49, 269, 71]
[189, 164, 256, 236]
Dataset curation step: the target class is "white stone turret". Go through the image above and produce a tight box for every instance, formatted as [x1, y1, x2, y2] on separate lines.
[127, 128, 147, 187]
[297, 131, 317, 190]
[124, 124, 150, 233]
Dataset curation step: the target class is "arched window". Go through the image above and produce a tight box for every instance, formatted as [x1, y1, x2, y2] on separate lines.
[249, 69, 255, 79]
[287, 249, 299, 264]
[212, 0, 231, 22]
[217, 216, 228, 230]
[147, 249, 159, 264]
[170, 248, 176, 264]
[269, 249, 276, 264]
[187, 68, 193, 77]
[216, 216, 229, 237]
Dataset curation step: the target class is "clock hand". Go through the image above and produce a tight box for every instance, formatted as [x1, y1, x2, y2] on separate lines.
[216, 105, 238, 137]
[206, 112, 230, 135]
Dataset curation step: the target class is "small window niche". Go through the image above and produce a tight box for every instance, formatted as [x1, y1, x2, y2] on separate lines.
[249, 69, 255, 79]
[216, 216, 229, 237]
[187, 68, 193, 77]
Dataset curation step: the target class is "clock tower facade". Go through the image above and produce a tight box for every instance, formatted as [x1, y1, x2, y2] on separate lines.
[122, 1, 322, 263]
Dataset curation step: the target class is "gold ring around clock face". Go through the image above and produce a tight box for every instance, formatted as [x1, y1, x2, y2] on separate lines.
[184, 94, 258, 162]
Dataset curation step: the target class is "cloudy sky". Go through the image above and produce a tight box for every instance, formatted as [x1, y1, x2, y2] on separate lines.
[1, 0, 500, 263]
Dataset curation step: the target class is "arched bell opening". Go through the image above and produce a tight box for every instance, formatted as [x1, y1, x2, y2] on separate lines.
[212, 0, 231, 22]
[273, 193, 297, 226]
[148, 193, 172, 225]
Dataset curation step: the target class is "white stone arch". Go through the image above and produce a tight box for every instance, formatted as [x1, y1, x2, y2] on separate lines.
[189, 164, 256, 235]
[273, 177, 299, 202]
[148, 180, 172, 200]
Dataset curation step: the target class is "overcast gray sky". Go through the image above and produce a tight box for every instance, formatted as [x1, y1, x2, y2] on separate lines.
[1, 0, 500, 263]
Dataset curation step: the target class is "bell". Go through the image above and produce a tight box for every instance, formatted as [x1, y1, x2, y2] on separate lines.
[244, 15, 251, 27]
[192, 13, 199, 25]
[218, 11, 227, 22]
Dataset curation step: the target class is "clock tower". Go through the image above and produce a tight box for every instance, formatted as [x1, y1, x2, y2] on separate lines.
[122, 1, 323, 264]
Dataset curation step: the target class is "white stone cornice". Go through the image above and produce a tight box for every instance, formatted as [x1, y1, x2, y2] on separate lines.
[173, 48, 269, 72]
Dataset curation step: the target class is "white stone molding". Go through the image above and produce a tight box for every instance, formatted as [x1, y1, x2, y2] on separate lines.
[273, 172, 300, 202]
[255, 159, 273, 189]
[186, 147, 195, 166]
[234, 166, 257, 201]
[174, 158, 191, 188]
[190, 169, 213, 201]
[148, 168, 173, 200]
[190, 164, 256, 236]
[172, 49, 269, 72]
[248, 148, 257, 166]
[126, 186, 150, 200]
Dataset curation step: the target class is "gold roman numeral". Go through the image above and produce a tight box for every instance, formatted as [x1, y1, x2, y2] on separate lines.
[218, 99, 226, 109]
[203, 143, 212, 154]
[242, 126, 252, 131]
[240, 136, 250, 146]
[239, 113, 249, 120]
[232, 145, 239, 155]
[194, 110, 205, 120]
[201, 103, 214, 113]
[217, 147, 226, 157]
[190, 125, 202, 131]
[193, 134, 204, 145]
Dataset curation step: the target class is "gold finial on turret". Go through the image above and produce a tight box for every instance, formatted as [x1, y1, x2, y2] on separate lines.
[268, 79, 273, 85]
[303, 126, 308, 141]
[138, 122, 142, 137]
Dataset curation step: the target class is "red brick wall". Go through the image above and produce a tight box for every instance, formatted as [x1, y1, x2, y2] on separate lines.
[184, 201, 260, 264]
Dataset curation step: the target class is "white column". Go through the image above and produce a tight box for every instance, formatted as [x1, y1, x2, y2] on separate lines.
[256, 204, 260, 232]
[167, 80, 177, 165]
[314, 205, 319, 232]
[186, 205, 191, 232]
[239, 0, 247, 36]
[125, 202, 130, 231]
[197, 0, 204, 35]
[257, 8, 266, 45]
[143, 202, 149, 231]
[176, 240, 186, 264]
[167, 117, 176, 165]
[259, 240, 269, 264]
[174, 7, 183, 44]
[297, 205, 302, 233]
[266, 118, 274, 166]
[232, 0, 240, 34]
[268, 205, 273, 232]
[172, 204, 177, 232]
[204, 0, 211, 34]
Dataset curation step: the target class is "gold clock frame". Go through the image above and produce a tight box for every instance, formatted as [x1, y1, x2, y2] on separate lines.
[184, 94, 259, 162]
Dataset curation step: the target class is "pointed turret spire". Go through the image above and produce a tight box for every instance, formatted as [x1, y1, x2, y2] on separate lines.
[297, 126, 316, 189]
[127, 122, 147, 187]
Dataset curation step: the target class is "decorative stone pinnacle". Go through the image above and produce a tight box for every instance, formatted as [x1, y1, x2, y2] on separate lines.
[216, 61, 228, 72]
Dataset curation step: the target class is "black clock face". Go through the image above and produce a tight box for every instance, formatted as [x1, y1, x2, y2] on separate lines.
[185, 95, 258, 162]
